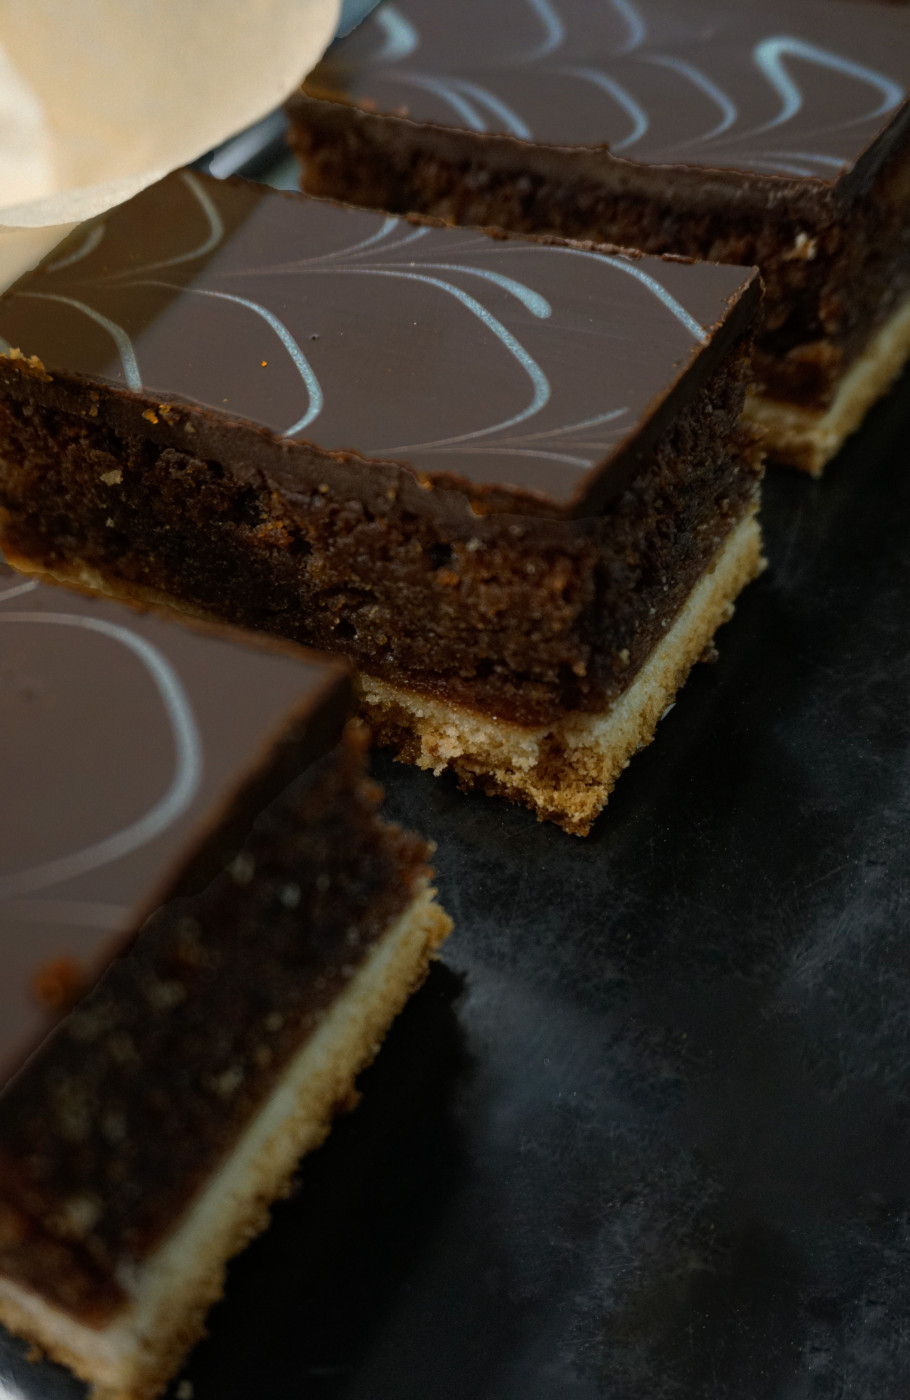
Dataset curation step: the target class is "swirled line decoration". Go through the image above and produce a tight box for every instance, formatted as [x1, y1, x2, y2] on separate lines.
[427, 406, 630, 467]
[391, 72, 532, 138]
[0, 611, 203, 901]
[522, 0, 566, 60]
[353, 1, 905, 178]
[608, 0, 647, 57]
[18, 291, 142, 391]
[373, 2, 419, 62]
[752, 36, 904, 135]
[316, 264, 552, 453]
[46, 224, 106, 274]
[555, 66, 649, 151]
[115, 170, 226, 276]
[0, 576, 38, 602]
[128, 279, 325, 437]
[642, 54, 737, 148]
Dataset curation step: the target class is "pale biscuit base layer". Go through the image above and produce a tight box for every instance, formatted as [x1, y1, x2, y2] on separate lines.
[360, 512, 763, 836]
[747, 291, 910, 476]
[0, 884, 451, 1400]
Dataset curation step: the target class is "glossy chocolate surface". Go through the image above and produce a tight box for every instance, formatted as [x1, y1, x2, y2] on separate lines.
[311, 0, 910, 186]
[0, 171, 757, 512]
[0, 563, 349, 1084]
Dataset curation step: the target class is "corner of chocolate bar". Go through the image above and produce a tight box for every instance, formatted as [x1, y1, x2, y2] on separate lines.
[0, 559, 450, 1399]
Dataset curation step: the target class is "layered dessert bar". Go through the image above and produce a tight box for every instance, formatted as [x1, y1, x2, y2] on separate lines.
[0, 170, 762, 834]
[289, 0, 910, 474]
[0, 561, 450, 1400]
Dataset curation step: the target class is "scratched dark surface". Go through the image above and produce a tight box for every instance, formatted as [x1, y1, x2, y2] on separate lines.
[4, 336, 910, 1400]
[4, 167, 910, 1399]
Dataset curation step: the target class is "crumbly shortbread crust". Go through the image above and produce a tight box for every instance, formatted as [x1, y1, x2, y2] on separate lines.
[0, 886, 450, 1400]
[747, 292, 910, 475]
[359, 513, 763, 834]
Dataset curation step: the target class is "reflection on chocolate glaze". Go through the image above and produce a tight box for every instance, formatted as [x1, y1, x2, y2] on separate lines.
[0, 563, 348, 1082]
[0, 170, 757, 509]
[312, 0, 910, 181]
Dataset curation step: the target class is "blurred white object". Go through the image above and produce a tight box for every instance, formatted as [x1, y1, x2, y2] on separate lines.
[0, 0, 340, 285]
[0, 43, 52, 208]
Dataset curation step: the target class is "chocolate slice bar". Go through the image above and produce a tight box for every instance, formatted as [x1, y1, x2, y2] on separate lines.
[0, 561, 450, 1400]
[0, 171, 762, 834]
[289, 0, 910, 474]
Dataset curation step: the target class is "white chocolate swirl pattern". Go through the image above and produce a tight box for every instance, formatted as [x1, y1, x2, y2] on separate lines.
[0, 173, 756, 503]
[0, 558, 341, 1066]
[321, 0, 910, 180]
[0, 605, 202, 903]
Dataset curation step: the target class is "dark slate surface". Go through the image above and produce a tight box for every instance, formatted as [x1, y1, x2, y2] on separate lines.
[5, 346, 910, 1400]
[4, 114, 910, 1394]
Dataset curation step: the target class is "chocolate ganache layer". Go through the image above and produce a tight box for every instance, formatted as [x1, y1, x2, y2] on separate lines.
[291, 0, 910, 424]
[0, 171, 758, 514]
[0, 172, 761, 726]
[0, 560, 350, 1086]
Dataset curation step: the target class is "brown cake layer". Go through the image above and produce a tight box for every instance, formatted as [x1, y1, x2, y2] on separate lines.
[0, 340, 760, 729]
[0, 725, 433, 1324]
[358, 510, 763, 834]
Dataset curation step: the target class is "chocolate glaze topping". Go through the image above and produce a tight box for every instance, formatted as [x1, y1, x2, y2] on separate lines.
[309, 0, 910, 189]
[0, 562, 349, 1084]
[0, 171, 757, 514]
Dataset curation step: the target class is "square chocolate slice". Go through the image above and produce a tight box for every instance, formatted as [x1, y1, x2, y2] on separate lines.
[0, 170, 762, 834]
[289, 0, 910, 473]
[0, 561, 450, 1400]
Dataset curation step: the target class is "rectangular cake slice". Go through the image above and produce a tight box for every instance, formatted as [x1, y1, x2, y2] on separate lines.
[288, 0, 910, 473]
[0, 560, 450, 1400]
[0, 170, 762, 834]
